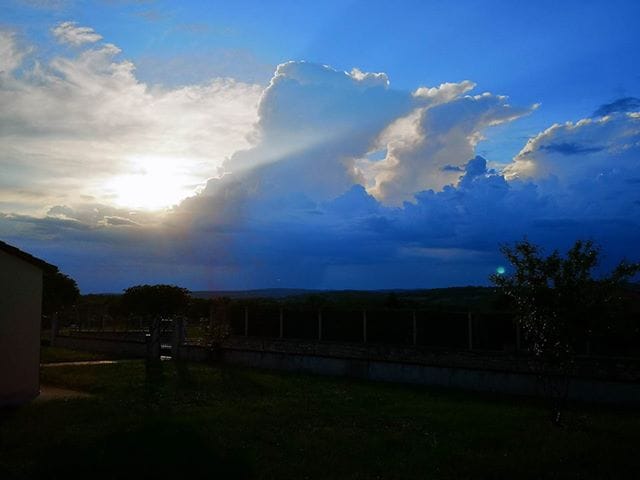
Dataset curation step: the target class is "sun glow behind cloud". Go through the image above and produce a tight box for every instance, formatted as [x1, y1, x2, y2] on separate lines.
[0, 26, 262, 216]
[104, 156, 202, 210]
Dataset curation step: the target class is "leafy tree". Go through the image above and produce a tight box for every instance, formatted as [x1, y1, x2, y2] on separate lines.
[122, 284, 191, 318]
[122, 285, 191, 360]
[186, 297, 213, 321]
[42, 270, 80, 316]
[491, 239, 639, 424]
[384, 292, 401, 309]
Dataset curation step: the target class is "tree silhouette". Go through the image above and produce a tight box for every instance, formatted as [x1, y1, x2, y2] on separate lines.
[491, 239, 639, 424]
[122, 284, 191, 318]
[42, 270, 80, 316]
[122, 284, 191, 360]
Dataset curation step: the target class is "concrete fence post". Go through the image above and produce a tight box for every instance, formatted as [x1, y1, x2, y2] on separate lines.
[148, 317, 161, 360]
[362, 310, 367, 343]
[244, 306, 249, 337]
[412, 311, 417, 346]
[279, 308, 284, 339]
[515, 320, 521, 353]
[318, 309, 323, 341]
[50, 312, 59, 347]
[467, 312, 474, 351]
[172, 317, 185, 360]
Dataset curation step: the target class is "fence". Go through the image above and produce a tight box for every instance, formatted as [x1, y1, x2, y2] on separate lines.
[45, 303, 640, 358]
[224, 305, 640, 356]
[225, 306, 518, 352]
[43, 299, 640, 405]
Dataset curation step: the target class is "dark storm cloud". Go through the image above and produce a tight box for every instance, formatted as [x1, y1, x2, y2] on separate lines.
[539, 142, 605, 156]
[593, 97, 640, 117]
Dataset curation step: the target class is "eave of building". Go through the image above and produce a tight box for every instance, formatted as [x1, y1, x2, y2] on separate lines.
[0, 240, 57, 273]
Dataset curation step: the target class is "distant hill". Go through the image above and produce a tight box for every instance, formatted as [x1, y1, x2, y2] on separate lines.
[190, 286, 505, 311]
[84, 282, 639, 314]
[191, 288, 317, 299]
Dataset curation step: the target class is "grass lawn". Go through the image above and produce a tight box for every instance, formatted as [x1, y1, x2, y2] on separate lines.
[39, 346, 118, 364]
[1, 348, 639, 479]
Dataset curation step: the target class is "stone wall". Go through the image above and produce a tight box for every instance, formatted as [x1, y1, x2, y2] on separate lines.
[221, 336, 640, 382]
[216, 340, 640, 405]
[51, 333, 640, 405]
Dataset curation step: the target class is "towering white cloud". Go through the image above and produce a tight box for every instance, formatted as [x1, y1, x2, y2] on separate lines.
[361, 92, 537, 205]
[216, 61, 413, 201]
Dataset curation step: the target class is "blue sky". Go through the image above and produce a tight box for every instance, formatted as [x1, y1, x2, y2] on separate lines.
[1, 0, 640, 292]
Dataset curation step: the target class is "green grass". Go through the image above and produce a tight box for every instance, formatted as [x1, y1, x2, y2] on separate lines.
[39, 346, 117, 364]
[1, 352, 639, 479]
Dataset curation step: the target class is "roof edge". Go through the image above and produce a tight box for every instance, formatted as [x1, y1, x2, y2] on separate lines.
[0, 240, 58, 273]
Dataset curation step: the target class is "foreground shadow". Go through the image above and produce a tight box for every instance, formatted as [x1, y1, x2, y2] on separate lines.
[35, 420, 252, 479]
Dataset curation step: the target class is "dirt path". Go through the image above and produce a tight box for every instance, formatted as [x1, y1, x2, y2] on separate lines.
[35, 385, 92, 402]
[40, 360, 123, 368]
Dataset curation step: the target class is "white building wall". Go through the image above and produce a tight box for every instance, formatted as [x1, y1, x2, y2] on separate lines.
[0, 250, 42, 406]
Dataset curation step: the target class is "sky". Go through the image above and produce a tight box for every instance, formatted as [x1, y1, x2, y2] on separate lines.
[1, 0, 640, 293]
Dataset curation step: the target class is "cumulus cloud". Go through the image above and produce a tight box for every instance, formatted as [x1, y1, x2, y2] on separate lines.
[505, 112, 640, 181]
[348, 67, 389, 87]
[2, 27, 639, 292]
[412, 80, 476, 103]
[0, 31, 28, 77]
[0, 27, 261, 215]
[360, 91, 537, 204]
[52, 21, 103, 46]
[214, 61, 413, 201]
[93, 64, 633, 291]
[164, 147, 638, 290]
[216, 65, 535, 207]
[46, 204, 156, 227]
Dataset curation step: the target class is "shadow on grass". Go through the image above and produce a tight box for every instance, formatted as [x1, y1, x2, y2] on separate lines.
[175, 359, 192, 387]
[144, 359, 164, 396]
[34, 419, 252, 479]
